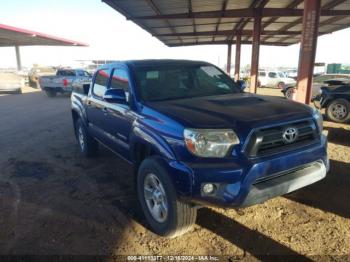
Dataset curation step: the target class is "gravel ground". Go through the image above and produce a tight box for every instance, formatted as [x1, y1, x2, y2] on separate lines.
[0, 87, 349, 260]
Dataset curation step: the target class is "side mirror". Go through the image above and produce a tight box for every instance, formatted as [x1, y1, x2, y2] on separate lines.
[236, 80, 247, 92]
[103, 88, 127, 104]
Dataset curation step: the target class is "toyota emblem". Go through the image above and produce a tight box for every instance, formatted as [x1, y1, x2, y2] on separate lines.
[282, 127, 298, 144]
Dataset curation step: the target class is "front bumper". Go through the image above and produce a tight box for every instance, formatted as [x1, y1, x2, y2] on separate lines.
[241, 161, 326, 207]
[170, 135, 328, 208]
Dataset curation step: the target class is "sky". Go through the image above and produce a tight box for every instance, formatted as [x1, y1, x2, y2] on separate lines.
[1, 0, 350, 70]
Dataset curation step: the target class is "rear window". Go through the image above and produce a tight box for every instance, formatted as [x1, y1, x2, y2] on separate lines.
[57, 70, 76, 76]
[34, 67, 56, 74]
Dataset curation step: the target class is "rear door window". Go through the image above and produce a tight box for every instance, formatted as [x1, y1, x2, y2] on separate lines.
[93, 69, 110, 98]
[268, 72, 277, 78]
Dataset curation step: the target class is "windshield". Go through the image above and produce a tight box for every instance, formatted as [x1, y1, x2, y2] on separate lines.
[134, 65, 240, 102]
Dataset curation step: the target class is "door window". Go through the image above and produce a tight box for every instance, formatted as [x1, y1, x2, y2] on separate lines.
[77, 70, 91, 77]
[268, 72, 277, 78]
[93, 69, 110, 98]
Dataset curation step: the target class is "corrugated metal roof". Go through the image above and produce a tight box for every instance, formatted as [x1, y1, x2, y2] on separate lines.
[103, 0, 350, 47]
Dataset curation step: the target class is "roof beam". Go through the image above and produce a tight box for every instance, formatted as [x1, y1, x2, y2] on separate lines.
[144, 0, 182, 44]
[166, 40, 289, 47]
[270, 0, 347, 43]
[155, 30, 302, 37]
[212, 0, 229, 41]
[322, 0, 347, 10]
[129, 8, 350, 20]
[187, 0, 197, 43]
[261, 0, 303, 30]
[228, 0, 268, 41]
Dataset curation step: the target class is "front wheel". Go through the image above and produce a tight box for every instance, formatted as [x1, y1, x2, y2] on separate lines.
[326, 99, 350, 123]
[137, 157, 197, 238]
[284, 87, 295, 100]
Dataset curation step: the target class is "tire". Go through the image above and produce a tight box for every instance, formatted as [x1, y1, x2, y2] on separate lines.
[326, 99, 350, 123]
[45, 90, 57, 97]
[277, 82, 285, 89]
[137, 157, 197, 238]
[29, 79, 40, 89]
[75, 118, 99, 157]
[29, 79, 36, 88]
[284, 87, 294, 100]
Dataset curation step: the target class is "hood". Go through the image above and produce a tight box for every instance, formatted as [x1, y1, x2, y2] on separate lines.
[146, 93, 313, 129]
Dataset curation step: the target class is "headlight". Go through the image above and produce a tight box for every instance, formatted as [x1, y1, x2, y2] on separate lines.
[313, 108, 323, 133]
[184, 129, 240, 158]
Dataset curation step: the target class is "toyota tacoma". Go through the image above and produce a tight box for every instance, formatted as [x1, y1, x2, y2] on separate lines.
[71, 60, 328, 237]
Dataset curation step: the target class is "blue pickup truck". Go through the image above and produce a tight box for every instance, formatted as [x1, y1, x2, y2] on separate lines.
[71, 60, 328, 237]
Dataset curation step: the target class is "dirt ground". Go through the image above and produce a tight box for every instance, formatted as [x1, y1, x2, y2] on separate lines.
[0, 87, 349, 260]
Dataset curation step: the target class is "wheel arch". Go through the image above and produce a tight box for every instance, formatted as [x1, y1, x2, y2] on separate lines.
[129, 126, 193, 198]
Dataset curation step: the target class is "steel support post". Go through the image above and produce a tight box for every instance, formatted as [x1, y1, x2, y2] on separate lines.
[296, 0, 321, 104]
[250, 16, 261, 93]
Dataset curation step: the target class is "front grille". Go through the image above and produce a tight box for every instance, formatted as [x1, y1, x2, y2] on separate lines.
[246, 120, 319, 157]
[253, 162, 317, 185]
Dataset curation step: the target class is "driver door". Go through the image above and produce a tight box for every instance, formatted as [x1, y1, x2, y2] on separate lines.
[267, 72, 278, 87]
[103, 67, 134, 159]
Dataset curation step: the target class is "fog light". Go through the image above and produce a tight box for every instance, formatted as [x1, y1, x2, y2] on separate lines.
[203, 183, 215, 194]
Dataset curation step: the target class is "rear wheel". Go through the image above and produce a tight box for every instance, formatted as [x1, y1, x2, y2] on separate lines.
[326, 99, 350, 123]
[75, 118, 98, 157]
[45, 90, 57, 97]
[137, 157, 197, 238]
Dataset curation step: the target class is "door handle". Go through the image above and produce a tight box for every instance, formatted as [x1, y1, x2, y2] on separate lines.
[102, 107, 108, 114]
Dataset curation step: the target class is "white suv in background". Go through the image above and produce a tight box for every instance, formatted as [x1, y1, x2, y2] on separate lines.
[258, 70, 296, 89]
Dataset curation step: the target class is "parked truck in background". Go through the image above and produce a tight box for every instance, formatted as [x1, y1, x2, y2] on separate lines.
[71, 60, 328, 238]
[28, 66, 56, 89]
[40, 68, 91, 97]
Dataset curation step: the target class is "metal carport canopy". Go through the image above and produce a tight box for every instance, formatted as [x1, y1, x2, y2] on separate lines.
[103, 0, 350, 105]
[102, 0, 350, 47]
[0, 23, 88, 70]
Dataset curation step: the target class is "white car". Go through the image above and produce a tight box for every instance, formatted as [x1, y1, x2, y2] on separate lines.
[258, 70, 296, 89]
[0, 72, 24, 94]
